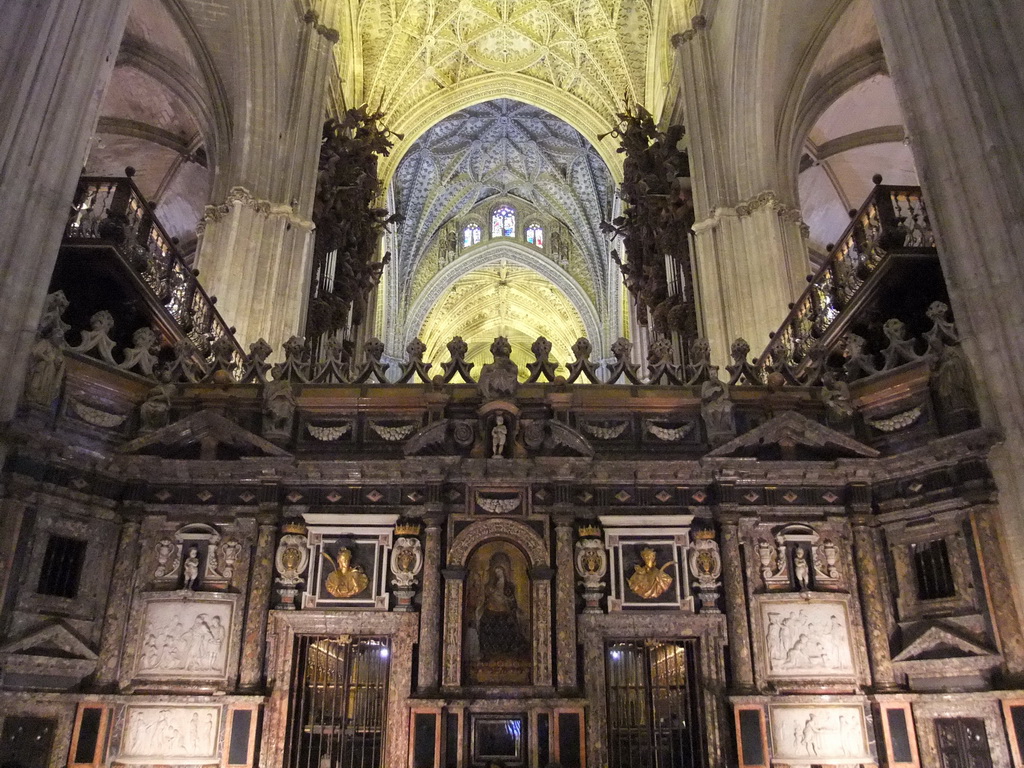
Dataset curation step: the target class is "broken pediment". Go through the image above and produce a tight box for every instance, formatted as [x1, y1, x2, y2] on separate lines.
[121, 409, 291, 460]
[707, 411, 880, 460]
[893, 623, 997, 663]
[0, 621, 97, 661]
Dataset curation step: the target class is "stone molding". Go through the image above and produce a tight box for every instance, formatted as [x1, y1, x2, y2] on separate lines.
[197, 187, 314, 234]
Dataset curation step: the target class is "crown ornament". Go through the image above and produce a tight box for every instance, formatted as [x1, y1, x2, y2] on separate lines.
[281, 520, 307, 535]
[394, 521, 422, 536]
[578, 524, 601, 538]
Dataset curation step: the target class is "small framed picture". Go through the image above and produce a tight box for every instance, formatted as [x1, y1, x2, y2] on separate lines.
[471, 715, 525, 766]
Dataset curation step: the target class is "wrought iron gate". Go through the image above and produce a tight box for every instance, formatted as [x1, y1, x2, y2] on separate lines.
[285, 636, 391, 768]
[605, 640, 705, 768]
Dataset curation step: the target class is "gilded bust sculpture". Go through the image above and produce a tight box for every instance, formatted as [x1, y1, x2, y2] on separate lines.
[627, 547, 674, 599]
[322, 547, 369, 598]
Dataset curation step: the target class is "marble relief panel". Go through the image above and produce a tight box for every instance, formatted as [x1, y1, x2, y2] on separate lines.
[769, 704, 871, 765]
[760, 599, 855, 679]
[129, 593, 240, 686]
[117, 705, 220, 762]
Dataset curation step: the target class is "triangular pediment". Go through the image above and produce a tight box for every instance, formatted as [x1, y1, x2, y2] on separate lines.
[0, 621, 97, 660]
[708, 411, 879, 460]
[122, 409, 290, 459]
[893, 623, 996, 662]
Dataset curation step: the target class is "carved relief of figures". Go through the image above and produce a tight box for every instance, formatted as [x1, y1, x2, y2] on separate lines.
[321, 547, 369, 598]
[820, 372, 855, 433]
[465, 541, 532, 684]
[137, 603, 231, 677]
[770, 706, 867, 762]
[140, 379, 176, 432]
[24, 327, 66, 407]
[762, 603, 854, 677]
[121, 707, 219, 758]
[627, 547, 675, 599]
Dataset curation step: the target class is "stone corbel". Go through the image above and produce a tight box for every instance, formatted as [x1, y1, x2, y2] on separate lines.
[302, 10, 340, 44]
[198, 187, 315, 233]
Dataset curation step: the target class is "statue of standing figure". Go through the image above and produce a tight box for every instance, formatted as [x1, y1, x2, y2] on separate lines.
[491, 416, 508, 458]
[700, 366, 736, 446]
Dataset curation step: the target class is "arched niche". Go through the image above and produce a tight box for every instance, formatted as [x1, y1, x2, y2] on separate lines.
[441, 519, 552, 690]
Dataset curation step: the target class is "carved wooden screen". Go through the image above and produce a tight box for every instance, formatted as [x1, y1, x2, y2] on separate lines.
[605, 640, 706, 768]
[284, 636, 391, 768]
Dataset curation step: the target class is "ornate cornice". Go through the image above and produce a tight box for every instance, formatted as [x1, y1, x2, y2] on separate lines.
[692, 190, 808, 235]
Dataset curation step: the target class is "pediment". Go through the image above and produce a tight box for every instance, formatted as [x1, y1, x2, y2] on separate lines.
[707, 411, 879, 460]
[0, 621, 97, 660]
[892, 623, 996, 662]
[122, 409, 290, 459]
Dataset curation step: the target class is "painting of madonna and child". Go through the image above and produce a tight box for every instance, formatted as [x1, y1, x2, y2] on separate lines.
[464, 542, 532, 685]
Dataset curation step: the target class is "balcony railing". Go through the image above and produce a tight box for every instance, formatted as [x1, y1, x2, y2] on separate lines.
[757, 184, 936, 378]
[64, 174, 245, 371]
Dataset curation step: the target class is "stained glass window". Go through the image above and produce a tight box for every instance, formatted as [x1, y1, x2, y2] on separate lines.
[526, 224, 543, 248]
[464, 224, 481, 247]
[492, 206, 516, 238]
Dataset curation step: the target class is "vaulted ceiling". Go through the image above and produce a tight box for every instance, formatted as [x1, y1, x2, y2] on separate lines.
[390, 98, 616, 314]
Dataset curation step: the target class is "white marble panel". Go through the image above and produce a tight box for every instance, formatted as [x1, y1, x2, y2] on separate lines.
[760, 599, 855, 678]
[770, 705, 870, 764]
[135, 598, 232, 679]
[119, 705, 220, 761]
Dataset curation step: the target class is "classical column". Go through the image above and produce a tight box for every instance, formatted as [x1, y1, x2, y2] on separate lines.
[239, 521, 277, 690]
[0, 0, 131, 425]
[717, 514, 754, 691]
[94, 518, 141, 689]
[674, 18, 808, 369]
[531, 566, 555, 689]
[850, 516, 898, 690]
[193, 9, 338, 352]
[971, 506, 1024, 679]
[870, 0, 1024, 614]
[440, 566, 466, 690]
[416, 516, 443, 692]
[553, 515, 578, 691]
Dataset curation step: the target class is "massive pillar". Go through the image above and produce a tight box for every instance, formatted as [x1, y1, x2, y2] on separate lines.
[194, 4, 338, 353]
[870, 0, 1024, 614]
[673, 19, 808, 369]
[0, 0, 131, 424]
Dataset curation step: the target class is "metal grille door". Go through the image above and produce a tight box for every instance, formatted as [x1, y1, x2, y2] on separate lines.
[605, 640, 705, 768]
[285, 636, 391, 768]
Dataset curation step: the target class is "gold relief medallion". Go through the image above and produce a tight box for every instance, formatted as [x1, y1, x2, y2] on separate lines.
[627, 547, 674, 599]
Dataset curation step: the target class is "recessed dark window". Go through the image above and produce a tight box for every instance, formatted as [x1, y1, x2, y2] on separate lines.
[912, 538, 956, 600]
[37, 535, 87, 599]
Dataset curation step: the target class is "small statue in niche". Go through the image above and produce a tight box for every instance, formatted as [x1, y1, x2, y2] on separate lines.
[627, 547, 675, 599]
[793, 546, 810, 591]
[182, 546, 200, 590]
[491, 415, 508, 457]
[321, 547, 369, 598]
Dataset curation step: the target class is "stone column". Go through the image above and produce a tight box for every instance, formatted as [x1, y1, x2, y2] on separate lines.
[553, 515, 578, 691]
[193, 9, 338, 352]
[94, 518, 140, 689]
[971, 507, 1024, 679]
[239, 521, 277, 690]
[0, 0, 131, 425]
[850, 516, 898, 690]
[416, 515, 443, 692]
[717, 514, 754, 691]
[0, 496, 28, 606]
[870, 0, 1024, 614]
[531, 566, 554, 689]
[673, 20, 808, 369]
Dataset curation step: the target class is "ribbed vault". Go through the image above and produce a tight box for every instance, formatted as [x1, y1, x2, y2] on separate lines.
[418, 260, 587, 377]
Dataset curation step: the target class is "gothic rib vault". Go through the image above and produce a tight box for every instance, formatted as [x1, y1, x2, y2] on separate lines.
[384, 98, 620, 357]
